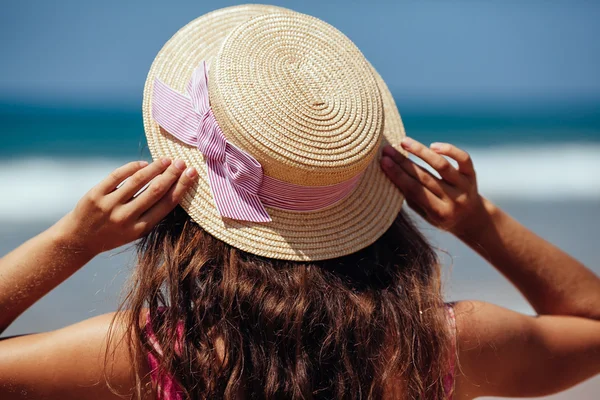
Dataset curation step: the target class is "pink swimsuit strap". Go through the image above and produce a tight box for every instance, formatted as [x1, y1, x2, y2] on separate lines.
[145, 305, 457, 399]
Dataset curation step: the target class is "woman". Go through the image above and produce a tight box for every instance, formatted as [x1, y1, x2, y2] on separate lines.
[1, 5, 600, 400]
[1, 138, 599, 399]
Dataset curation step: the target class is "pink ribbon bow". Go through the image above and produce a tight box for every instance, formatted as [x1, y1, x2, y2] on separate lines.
[152, 62, 271, 222]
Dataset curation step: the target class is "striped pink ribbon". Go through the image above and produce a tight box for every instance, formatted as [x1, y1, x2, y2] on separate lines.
[152, 61, 362, 223]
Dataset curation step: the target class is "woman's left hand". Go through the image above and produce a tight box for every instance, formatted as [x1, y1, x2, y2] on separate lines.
[380, 137, 489, 237]
[55, 158, 198, 257]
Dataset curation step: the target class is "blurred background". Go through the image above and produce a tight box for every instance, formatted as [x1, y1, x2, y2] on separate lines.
[1, 1, 599, 398]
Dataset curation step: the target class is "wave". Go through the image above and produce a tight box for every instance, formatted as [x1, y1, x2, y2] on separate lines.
[0, 144, 598, 221]
[469, 144, 600, 201]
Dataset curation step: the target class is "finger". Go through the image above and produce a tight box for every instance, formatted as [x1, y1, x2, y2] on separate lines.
[382, 145, 448, 199]
[97, 161, 149, 194]
[398, 158, 456, 199]
[381, 156, 446, 211]
[112, 158, 171, 202]
[400, 137, 463, 186]
[406, 198, 428, 220]
[382, 144, 408, 165]
[135, 167, 198, 233]
[429, 142, 476, 177]
[122, 159, 187, 217]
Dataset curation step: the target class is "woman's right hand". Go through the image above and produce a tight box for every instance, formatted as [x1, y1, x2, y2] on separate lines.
[54, 158, 198, 257]
[380, 137, 493, 238]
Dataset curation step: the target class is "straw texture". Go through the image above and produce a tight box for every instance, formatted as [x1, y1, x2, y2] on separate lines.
[142, 5, 406, 261]
[209, 13, 382, 185]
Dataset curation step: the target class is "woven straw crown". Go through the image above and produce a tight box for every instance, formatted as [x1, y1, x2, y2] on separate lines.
[209, 12, 383, 186]
[143, 5, 406, 261]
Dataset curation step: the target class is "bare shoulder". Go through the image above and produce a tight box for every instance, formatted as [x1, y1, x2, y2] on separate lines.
[0, 312, 153, 400]
[451, 300, 600, 399]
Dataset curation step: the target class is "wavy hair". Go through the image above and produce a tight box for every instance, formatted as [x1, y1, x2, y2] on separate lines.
[116, 206, 452, 399]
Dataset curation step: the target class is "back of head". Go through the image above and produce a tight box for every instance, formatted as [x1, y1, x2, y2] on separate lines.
[121, 207, 452, 399]
[134, 5, 454, 398]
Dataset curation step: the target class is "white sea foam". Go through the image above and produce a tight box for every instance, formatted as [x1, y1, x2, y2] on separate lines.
[0, 158, 124, 222]
[465, 143, 600, 201]
[0, 144, 598, 221]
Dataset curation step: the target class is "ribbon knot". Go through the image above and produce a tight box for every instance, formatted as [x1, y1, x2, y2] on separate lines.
[152, 61, 271, 222]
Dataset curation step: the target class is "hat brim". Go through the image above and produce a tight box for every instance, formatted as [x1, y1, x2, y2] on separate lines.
[142, 4, 406, 261]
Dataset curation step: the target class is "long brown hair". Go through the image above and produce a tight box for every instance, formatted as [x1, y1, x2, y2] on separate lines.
[118, 206, 452, 399]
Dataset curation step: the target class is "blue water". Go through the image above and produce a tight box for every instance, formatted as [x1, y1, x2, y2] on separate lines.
[1, 98, 599, 159]
[0, 98, 599, 222]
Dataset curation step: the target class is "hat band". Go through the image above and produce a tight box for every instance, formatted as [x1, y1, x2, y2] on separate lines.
[152, 61, 363, 223]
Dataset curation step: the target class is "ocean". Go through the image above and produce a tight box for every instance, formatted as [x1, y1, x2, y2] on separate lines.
[1, 100, 599, 399]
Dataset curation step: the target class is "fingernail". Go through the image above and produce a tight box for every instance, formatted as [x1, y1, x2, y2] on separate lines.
[401, 137, 413, 148]
[174, 159, 186, 170]
[138, 161, 149, 167]
[161, 158, 171, 166]
[185, 167, 197, 178]
[430, 142, 444, 151]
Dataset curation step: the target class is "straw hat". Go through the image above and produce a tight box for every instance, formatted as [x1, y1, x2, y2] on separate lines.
[142, 4, 406, 261]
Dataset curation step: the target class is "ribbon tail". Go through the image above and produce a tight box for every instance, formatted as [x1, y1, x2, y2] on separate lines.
[152, 78, 200, 147]
[206, 159, 271, 223]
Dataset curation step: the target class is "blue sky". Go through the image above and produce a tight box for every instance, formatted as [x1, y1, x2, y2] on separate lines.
[1, 0, 599, 108]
